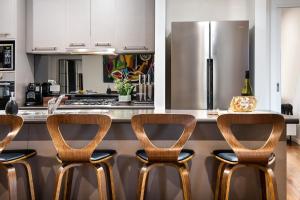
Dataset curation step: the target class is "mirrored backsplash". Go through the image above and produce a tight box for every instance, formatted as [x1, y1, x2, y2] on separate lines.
[34, 54, 154, 94]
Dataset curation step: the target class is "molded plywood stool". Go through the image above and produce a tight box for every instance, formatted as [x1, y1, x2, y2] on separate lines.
[213, 114, 284, 200]
[0, 115, 36, 200]
[131, 114, 197, 200]
[47, 114, 116, 200]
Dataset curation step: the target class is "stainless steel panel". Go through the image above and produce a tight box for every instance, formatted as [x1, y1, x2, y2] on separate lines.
[211, 21, 249, 109]
[171, 22, 209, 109]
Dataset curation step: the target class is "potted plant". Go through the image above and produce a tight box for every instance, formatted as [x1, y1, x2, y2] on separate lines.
[114, 78, 134, 102]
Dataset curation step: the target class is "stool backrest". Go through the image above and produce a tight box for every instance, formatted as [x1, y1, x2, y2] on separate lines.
[0, 115, 23, 153]
[131, 114, 197, 162]
[47, 114, 112, 162]
[217, 114, 284, 165]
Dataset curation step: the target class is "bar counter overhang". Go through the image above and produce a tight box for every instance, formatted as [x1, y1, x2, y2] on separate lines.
[0, 109, 297, 199]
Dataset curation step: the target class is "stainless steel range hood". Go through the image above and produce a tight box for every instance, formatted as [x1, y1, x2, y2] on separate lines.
[65, 48, 117, 55]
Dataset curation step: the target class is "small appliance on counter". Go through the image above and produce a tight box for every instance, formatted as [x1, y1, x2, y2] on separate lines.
[25, 83, 42, 106]
[42, 80, 60, 97]
[0, 81, 14, 110]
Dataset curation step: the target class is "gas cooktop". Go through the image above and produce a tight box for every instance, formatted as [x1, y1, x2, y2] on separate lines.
[64, 98, 117, 106]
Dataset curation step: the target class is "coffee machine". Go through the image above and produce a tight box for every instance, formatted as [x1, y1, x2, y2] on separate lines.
[25, 83, 42, 106]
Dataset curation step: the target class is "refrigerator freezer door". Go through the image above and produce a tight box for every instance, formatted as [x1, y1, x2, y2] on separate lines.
[211, 21, 249, 110]
[170, 22, 209, 109]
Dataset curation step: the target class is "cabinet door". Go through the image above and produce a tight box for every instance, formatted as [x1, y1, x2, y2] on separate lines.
[0, 0, 16, 39]
[91, 0, 116, 49]
[66, 0, 90, 49]
[115, 0, 154, 52]
[29, 0, 66, 52]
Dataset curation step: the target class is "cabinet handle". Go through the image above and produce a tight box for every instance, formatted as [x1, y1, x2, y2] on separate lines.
[95, 42, 112, 47]
[69, 43, 86, 47]
[0, 33, 10, 37]
[124, 46, 149, 51]
[33, 47, 57, 51]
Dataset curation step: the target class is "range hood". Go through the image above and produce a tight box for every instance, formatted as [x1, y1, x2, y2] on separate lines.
[66, 48, 117, 55]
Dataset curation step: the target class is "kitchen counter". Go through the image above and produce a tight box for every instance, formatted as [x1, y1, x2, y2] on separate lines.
[0, 109, 296, 199]
[4, 109, 299, 124]
[19, 103, 155, 110]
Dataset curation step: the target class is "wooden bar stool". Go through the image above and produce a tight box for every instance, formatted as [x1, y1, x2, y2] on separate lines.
[0, 115, 36, 200]
[47, 114, 116, 200]
[131, 114, 197, 200]
[213, 114, 284, 200]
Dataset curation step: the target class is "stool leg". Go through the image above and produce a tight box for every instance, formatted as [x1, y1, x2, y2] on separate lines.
[215, 162, 226, 200]
[102, 161, 116, 200]
[265, 168, 278, 200]
[137, 165, 150, 200]
[259, 169, 267, 200]
[5, 164, 17, 200]
[17, 160, 36, 200]
[94, 164, 107, 200]
[63, 168, 74, 200]
[178, 163, 191, 200]
[220, 165, 234, 200]
[54, 165, 69, 200]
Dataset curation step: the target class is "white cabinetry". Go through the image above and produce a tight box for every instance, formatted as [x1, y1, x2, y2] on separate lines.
[115, 0, 155, 52]
[91, 0, 116, 49]
[0, 0, 17, 39]
[27, 0, 66, 53]
[66, 0, 91, 49]
[26, 0, 155, 53]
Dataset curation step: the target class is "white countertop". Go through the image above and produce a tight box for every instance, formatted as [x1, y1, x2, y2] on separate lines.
[0, 109, 298, 124]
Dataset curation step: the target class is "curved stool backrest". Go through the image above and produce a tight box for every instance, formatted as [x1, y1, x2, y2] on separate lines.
[0, 115, 23, 153]
[47, 114, 112, 162]
[217, 114, 284, 165]
[131, 114, 197, 162]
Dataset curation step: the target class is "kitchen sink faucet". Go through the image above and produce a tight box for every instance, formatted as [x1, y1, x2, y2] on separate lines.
[48, 94, 65, 114]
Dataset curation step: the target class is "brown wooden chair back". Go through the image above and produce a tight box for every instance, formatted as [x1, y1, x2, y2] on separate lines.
[47, 114, 112, 162]
[131, 114, 197, 162]
[217, 114, 284, 165]
[0, 115, 23, 153]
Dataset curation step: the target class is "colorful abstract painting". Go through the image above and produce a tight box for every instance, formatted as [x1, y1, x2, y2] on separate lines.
[103, 54, 154, 83]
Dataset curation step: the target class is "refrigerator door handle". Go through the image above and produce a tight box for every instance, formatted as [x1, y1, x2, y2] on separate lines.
[207, 58, 213, 110]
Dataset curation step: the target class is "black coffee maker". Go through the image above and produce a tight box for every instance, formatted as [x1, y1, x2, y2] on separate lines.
[25, 83, 42, 106]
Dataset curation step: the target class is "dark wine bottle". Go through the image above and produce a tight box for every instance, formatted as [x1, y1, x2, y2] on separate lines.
[5, 92, 18, 115]
[241, 70, 253, 96]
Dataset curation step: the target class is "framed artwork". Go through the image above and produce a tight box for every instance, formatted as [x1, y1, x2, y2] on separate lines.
[103, 54, 154, 83]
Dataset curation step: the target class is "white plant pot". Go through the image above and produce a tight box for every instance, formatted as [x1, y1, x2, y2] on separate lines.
[118, 95, 131, 102]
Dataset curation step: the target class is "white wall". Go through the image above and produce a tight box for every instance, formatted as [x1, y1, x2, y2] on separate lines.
[281, 7, 300, 142]
[166, 0, 252, 34]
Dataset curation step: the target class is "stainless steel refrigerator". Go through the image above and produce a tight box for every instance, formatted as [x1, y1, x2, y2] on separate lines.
[167, 21, 249, 110]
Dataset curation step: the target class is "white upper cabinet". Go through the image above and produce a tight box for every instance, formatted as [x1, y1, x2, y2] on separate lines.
[91, 0, 116, 49]
[26, 0, 155, 53]
[27, 0, 66, 53]
[0, 0, 17, 39]
[66, 0, 91, 49]
[115, 0, 155, 52]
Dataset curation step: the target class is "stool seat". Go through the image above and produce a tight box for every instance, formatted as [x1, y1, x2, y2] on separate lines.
[91, 149, 117, 163]
[213, 150, 275, 164]
[136, 149, 194, 163]
[0, 149, 36, 163]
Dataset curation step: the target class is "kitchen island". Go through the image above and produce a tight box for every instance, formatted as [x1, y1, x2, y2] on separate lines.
[0, 109, 297, 200]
